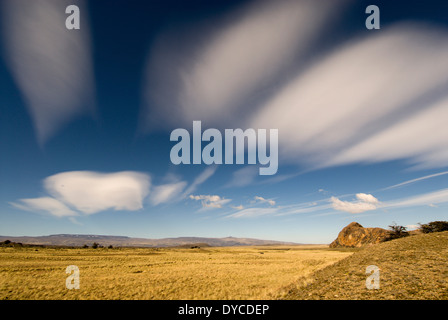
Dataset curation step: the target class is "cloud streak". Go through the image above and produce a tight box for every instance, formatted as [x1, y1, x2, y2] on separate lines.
[227, 187, 448, 219]
[144, 4, 448, 173]
[11, 197, 78, 218]
[150, 181, 187, 206]
[182, 166, 217, 197]
[252, 23, 448, 170]
[329, 188, 448, 215]
[142, 0, 341, 131]
[225, 166, 259, 188]
[149, 166, 218, 205]
[1, 0, 95, 145]
[253, 196, 276, 206]
[384, 188, 448, 209]
[382, 171, 448, 191]
[189, 194, 232, 209]
[226, 207, 278, 219]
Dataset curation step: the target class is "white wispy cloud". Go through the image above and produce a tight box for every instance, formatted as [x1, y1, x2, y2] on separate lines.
[382, 170, 448, 191]
[142, 0, 342, 131]
[227, 197, 333, 218]
[150, 181, 187, 206]
[280, 203, 333, 216]
[355, 193, 379, 205]
[383, 188, 448, 209]
[11, 166, 219, 217]
[331, 188, 448, 214]
[253, 196, 276, 206]
[10, 197, 78, 217]
[189, 194, 231, 209]
[331, 193, 379, 214]
[182, 166, 217, 197]
[225, 166, 258, 188]
[1, 0, 95, 145]
[11, 171, 151, 217]
[226, 187, 448, 219]
[329, 96, 448, 169]
[226, 207, 279, 219]
[150, 166, 217, 206]
[142, 2, 448, 173]
[252, 23, 448, 170]
[12, 166, 218, 217]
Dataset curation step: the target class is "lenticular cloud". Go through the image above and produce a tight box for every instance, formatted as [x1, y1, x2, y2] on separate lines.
[13, 171, 151, 217]
[44, 171, 151, 214]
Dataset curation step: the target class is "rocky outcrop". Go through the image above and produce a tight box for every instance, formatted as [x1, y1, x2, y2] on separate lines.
[329, 222, 391, 248]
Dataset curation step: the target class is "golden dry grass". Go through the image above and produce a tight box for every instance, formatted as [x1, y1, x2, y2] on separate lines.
[0, 245, 351, 300]
[277, 231, 448, 300]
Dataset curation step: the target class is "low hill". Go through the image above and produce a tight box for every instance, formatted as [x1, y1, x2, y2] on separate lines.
[0, 234, 299, 248]
[278, 231, 448, 300]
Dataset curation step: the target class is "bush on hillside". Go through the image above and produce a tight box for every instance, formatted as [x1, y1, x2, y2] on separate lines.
[386, 223, 409, 241]
[419, 221, 448, 233]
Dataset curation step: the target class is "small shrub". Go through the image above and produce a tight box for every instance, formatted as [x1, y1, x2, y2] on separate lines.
[419, 221, 448, 233]
[387, 222, 409, 240]
[0, 240, 13, 247]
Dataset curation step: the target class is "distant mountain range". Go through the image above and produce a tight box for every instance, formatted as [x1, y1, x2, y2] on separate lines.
[0, 234, 300, 247]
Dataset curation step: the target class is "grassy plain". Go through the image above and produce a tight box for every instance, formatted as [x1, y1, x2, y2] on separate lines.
[0, 245, 352, 300]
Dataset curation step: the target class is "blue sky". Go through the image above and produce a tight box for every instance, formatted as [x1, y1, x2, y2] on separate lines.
[1, 0, 448, 244]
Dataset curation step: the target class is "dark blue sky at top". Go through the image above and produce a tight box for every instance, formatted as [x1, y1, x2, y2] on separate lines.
[3, 0, 447, 170]
[1, 0, 448, 242]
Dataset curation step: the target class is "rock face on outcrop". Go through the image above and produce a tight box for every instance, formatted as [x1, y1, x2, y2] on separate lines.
[329, 222, 391, 248]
